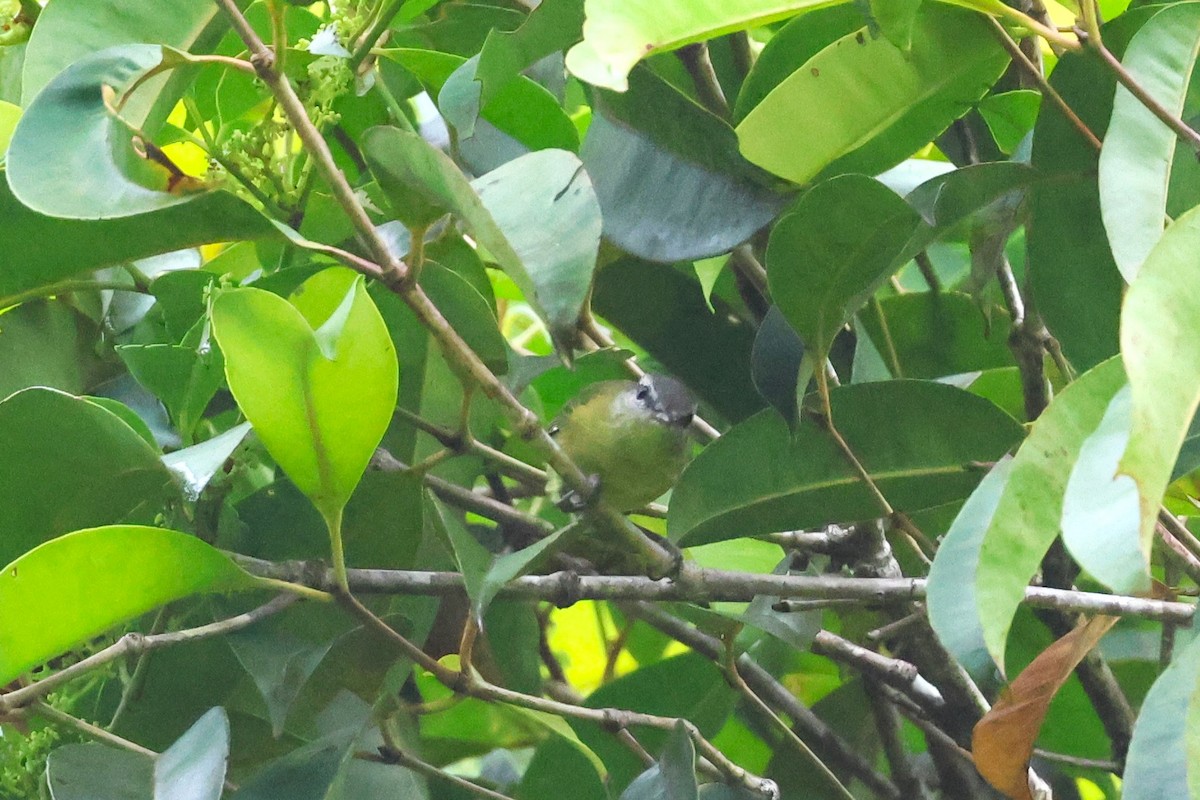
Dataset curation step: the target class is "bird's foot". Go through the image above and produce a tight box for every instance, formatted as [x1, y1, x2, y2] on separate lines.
[556, 474, 601, 513]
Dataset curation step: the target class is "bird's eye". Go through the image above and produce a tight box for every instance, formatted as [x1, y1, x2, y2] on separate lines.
[635, 385, 650, 401]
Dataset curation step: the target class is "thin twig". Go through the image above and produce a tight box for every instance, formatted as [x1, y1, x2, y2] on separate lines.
[1081, 26, 1200, 155]
[364, 747, 516, 800]
[392, 407, 548, 488]
[30, 702, 156, 758]
[988, 18, 1101, 152]
[334, 591, 778, 797]
[677, 42, 731, 119]
[0, 595, 296, 713]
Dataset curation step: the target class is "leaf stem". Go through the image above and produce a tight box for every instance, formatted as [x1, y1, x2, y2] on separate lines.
[1080, 25, 1200, 156]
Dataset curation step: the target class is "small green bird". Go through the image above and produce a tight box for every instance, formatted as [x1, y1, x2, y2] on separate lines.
[550, 374, 697, 512]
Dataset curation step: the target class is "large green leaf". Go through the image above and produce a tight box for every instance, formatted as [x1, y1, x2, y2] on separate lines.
[1119, 633, 1200, 800]
[1027, 10, 1155, 370]
[592, 258, 763, 423]
[668, 380, 1023, 546]
[767, 174, 920, 360]
[8, 44, 213, 219]
[1061, 383, 1150, 595]
[21, 0, 233, 116]
[565, 0, 830, 91]
[0, 525, 260, 685]
[0, 301, 104, 397]
[0, 174, 276, 305]
[0, 387, 175, 568]
[927, 456, 1014, 680]
[380, 47, 578, 152]
[736, 6, 1009, 184]
[362, 126, 600, 354]
[582, 67, 785, 262]
[734, 5, 865, 123]
[1120, 206, 1200, 578]
[211, 268, 398, 521]
[858, 292, 1014, 379]
[1098, 3, 1200, 282]
[967, 357, 1126, 672]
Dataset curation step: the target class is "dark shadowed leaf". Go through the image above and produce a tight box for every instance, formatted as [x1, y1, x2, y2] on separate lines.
[767, 174, 920, 360]
[1027, 10, 1155, 370]
[669, 380, 1023, 546]
[750, 306, 806, 428]
[0, 387, 175, 567]
[582, 67, 785, 263]
[593, 259, 763, 423]
[620, 722, 697, 800]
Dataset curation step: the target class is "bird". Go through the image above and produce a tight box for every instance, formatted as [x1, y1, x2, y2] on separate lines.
[549, 373, 697, 512]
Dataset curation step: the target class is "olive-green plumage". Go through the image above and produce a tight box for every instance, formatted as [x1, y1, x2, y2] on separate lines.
[551, 374, 697, 511]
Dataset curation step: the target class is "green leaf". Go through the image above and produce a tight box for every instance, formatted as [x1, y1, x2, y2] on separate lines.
[21, 0, 233, 117]
[1120, 206, 1200, 580]
[592, 258, 764, 423]
[381, 47, 578, 152]
[227, 607, 336, 739]
[433, 497, 568, 623]
[767, 174, 920, 360]
[0, 301, 104, 398]
[733, 5, 864, 123]
[565, 0, 828, 91]
[736, 6, 1009, 184]
[867, 0, 922, 50]
[577, 653, 735, 792]
[475, 0, 586, 107]
[117, 339, 224, 441]
[230, 728, 359, 800]
[211, 268, 398, 521]
[582, 67, 785, 263]
[977, 90, 1041, 155]
[0, 99, 18, 152]
[620, 722, 697, 800]
[0, 525, 259, 685]
[1062, 384, 1150, 594]
[1098, 3, 1200, 282]
[750, 305, 806, 428]
[419, 262, 508, 375]
[927, 456, 1013, 680]
[1119, 632, 1200, 800]
[0, 387, 175, 568]
[970, 357, 1126, 672]
[858, 292, 1014, 379]
[155, 707, 230, 800]
[7, 44, 213, 219]
[669, 380, 1023, 547]
[47, 745, 153, 800]
[362, 126, 600, 354]
[903, 161, 1033, 259]
[520, 736, 607, 800]
[0, 174, 276, 305]
[1027, 9, 1154, 370]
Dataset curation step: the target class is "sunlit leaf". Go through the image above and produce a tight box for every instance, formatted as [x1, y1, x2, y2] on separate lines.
[211, 268, 398, 521]
[0, 526, 260, 685]
[736, 6, 1008, 184]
